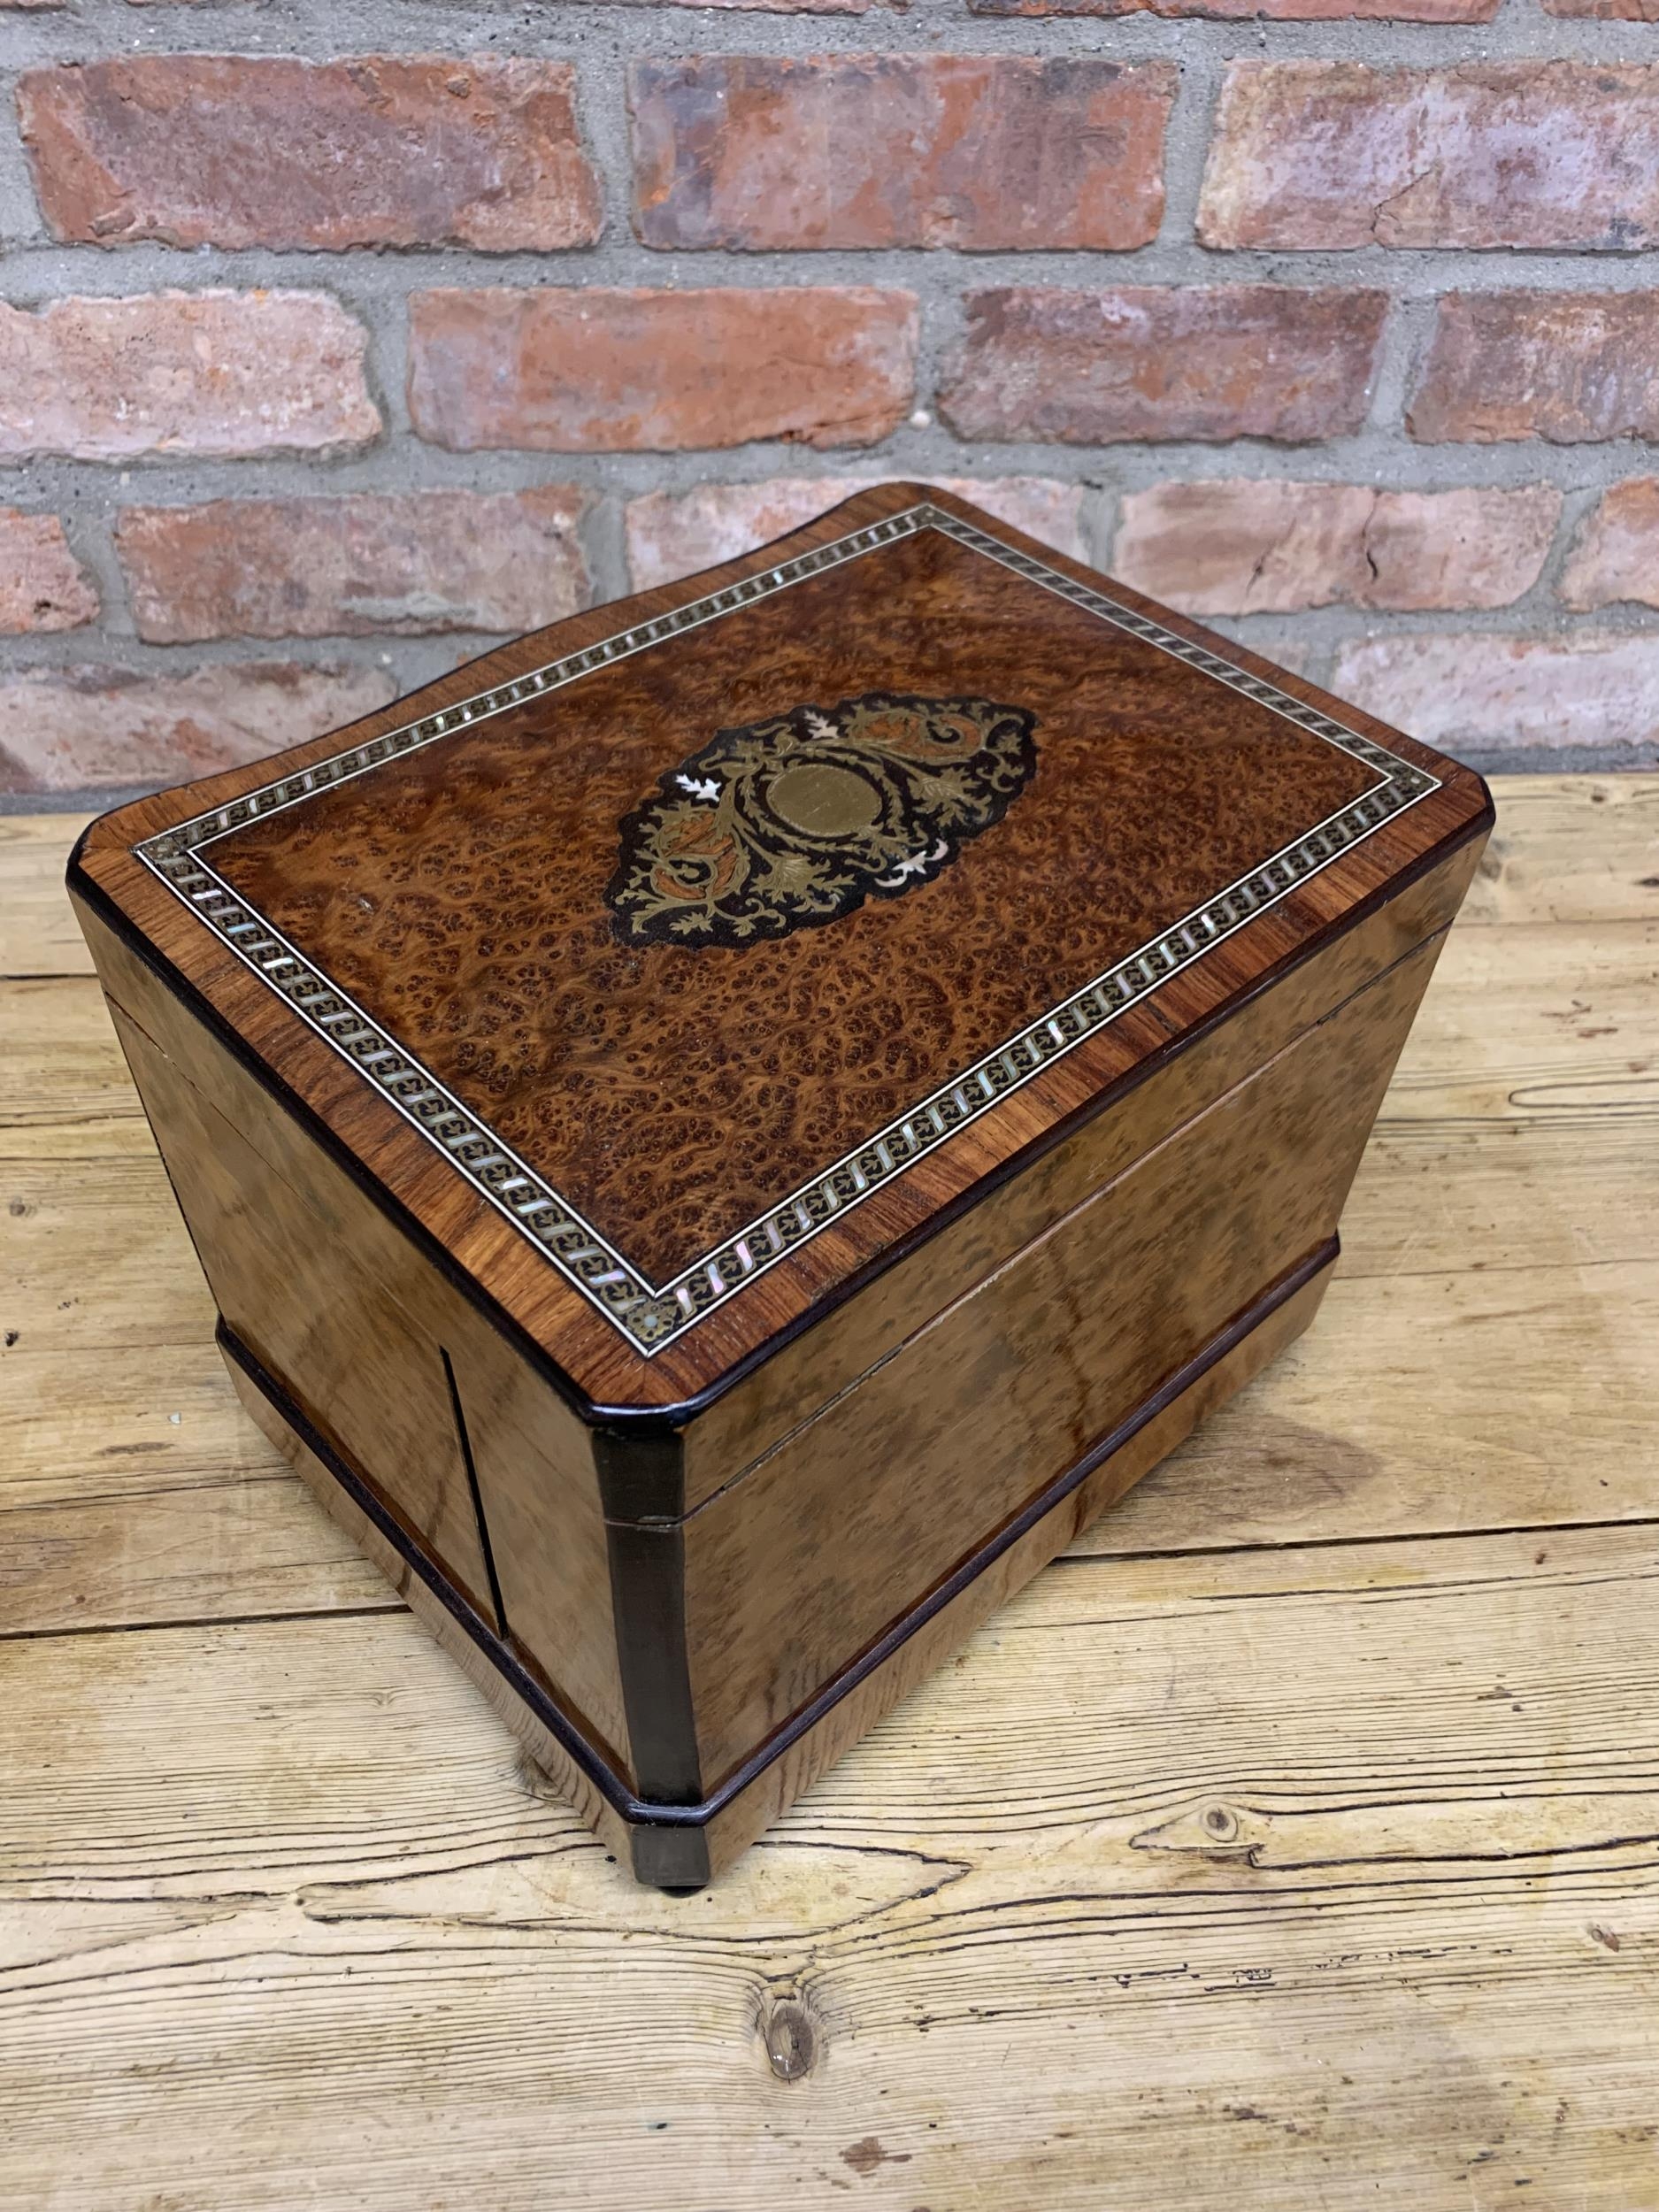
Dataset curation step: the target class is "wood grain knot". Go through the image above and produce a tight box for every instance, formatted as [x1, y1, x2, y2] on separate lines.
[761, 1994, 819, 2081]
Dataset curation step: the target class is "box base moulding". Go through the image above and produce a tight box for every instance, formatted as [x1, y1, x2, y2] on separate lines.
[219, 1235, 1337, 1890]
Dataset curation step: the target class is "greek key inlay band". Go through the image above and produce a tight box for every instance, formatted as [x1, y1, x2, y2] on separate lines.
[136, 503, 1440, 1356]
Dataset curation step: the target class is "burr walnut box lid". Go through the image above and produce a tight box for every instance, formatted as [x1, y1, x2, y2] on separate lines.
[73, 481, 1492, 1426]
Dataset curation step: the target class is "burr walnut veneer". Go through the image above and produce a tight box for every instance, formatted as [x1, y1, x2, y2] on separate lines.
[69, 483, 1493, 1886]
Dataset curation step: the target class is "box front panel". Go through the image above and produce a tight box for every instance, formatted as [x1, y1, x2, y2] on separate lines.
[695, 1256, 1334, 1883]
[681, 927, 1447, 1790]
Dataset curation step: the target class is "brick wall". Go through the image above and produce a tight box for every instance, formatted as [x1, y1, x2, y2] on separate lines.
[3, 1, 1657, 801]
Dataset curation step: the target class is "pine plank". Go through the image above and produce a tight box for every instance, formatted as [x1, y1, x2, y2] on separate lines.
[0, 814, 93, 979]
[8, 919, 1655, 1190]
[8, 1268, 1655, 1616]
[4, 1156, 214, 1352]
[1, 1341, 384, 1631]
[1340, 914, 1659, 1281]
[1078, 1256, 1659, 1555]
[4, 1525, 1658, 2210]
[0, 976, 146, 1157]
[1464, 772, 1659, 927]
[8, 1234, 1655, 1627]
[1373, 918, 1659, 1150]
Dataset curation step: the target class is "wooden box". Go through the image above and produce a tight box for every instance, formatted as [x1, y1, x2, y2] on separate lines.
[70, 483, 1493, 1887]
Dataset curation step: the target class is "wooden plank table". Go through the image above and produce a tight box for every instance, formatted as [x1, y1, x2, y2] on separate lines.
[3, 779, 1656, 2211]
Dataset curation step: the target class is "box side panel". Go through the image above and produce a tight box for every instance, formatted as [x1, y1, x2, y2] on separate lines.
[109, 1001, 499, 1612]
[682, 925, 1445, 1792]
[75, 895, 636, 1781]
[218, 1335, 656, 1880]
[683, 835, 1484, 1504]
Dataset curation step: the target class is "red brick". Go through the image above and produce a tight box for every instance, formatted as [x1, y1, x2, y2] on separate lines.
[19, 56, 602, 253]
[629, 56, 1173, 252]
[1544, 0, 1659, 16]
[1200, 63, 1659, 253]
[117, 488, 591, 645]
[409, 287, 917, 453]
[1360, 488, 1563, 611]
[972, 0, 1494, 16]
[939, 288, 1386, 446]
[626, 476, 1087, 589]
[0, 511, 98, 633]
[1334, 632, 1659, 758]
[1409, 293, 1659, 445]
[0, 291, 380, 463]
[1560, 479, 1659, 611]
[0, 663, 396, 795]
[1112, 480, 1558, 615]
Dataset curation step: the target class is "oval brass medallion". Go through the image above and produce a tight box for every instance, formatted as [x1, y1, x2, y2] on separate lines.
[766, 760, 884, 839]
[606, 691, 1040, 948]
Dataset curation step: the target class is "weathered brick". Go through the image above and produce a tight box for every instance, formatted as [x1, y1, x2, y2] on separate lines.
[1199, 63, 1659, 253]
[19, 56, 603, 253]
[409, 287, 917, 452]
[1358, 488, 1563, 611]
[626, 476, 1087, 590]
[1560, 480, 1659, 611]
[0, 292, 380, 463]
[117, 488, 591, 645]
[0, 663, 396, 795]
[939, 288, 1386, 446]
[0, 511, 98, 634]
[1543, 0, 1659, 16]
[1111, 480, 1558, 615]
[629, 56, 1173, 252]
[1333, 633, 1659, 758]
[972, 0, 1494, 17]
[1409, 292, 1659, 444]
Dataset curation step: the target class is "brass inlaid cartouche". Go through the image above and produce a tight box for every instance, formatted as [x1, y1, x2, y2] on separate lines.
[604, 692, 1040, 949]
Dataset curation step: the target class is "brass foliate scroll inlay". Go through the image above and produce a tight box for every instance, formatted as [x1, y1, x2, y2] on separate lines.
[605, 691, 1041, 948]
